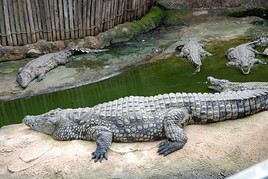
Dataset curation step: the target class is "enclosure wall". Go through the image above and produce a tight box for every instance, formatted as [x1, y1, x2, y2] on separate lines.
[0, 0, 155, 46]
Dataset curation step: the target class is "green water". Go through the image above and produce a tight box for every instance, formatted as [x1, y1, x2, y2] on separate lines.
[0, 38, 268, 127]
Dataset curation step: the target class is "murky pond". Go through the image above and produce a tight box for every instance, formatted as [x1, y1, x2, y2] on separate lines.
[0, 17, 268, 127]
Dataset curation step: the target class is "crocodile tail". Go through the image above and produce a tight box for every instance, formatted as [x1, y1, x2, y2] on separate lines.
[188, 89, 268, 124]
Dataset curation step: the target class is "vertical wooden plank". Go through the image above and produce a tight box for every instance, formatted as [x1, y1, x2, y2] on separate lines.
[3, 0, 13, 45]
[121, 0, 126, 23]
[13, 0, 22, 45]
[0, 0, 7, 46]
[113, 0, 118, 26]
[39, 0, 47, 40]
[26, 0, 37, 43]
[93, 0, 99, 35]
[123, 0, 128, 22]
[7, 0, 17, 45]
[54, 0, 60, 40]
[23, 0, 32, 44]
[17, 0, 27, 44]
[103, 0, 108, 30]
[86, 0, 91, 36]
[31, 0, 40, 41]
[63, 0, 69, 39]
[110, 0, 113, 28]
[49, 0, 56, 41]
[34, 0, 43, 40]
[109, 0, 113, 29]
[82, 0, 87, 37]
[96, 0, 101, 33]
[90, 0, 98, 35]
[106, 0, 110, 30]
[58, 0, 64, 40]
[68, 0, 75, 39]
[44, 0, 52, 41]
[73, 0, 78, 38]
[101, 0, 106, 31]
[77, 0, 82, 38]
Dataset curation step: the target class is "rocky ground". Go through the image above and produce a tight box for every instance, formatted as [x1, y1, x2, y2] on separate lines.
[0, 16, 266, 101]
[0, 111, 268, 178]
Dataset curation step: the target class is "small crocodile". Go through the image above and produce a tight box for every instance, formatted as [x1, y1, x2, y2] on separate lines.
[16, 47, 108, 88]
[154, 38, 211, 72]
[226, 37, 268, 75]
[178, 38, 212, 72]
[207, 76, 268, 92]
[23, 89, 268, 162]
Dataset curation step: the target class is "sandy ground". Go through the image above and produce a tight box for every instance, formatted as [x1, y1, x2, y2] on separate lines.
[0, 111, 268, 179]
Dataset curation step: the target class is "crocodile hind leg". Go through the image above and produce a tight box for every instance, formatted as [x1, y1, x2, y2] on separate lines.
[158, 108, 189, 156]
[89, 126, 113, 162]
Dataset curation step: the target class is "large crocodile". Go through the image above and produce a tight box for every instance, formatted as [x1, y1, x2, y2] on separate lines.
[16, 47, 108, 88]
[226, 38, 268, 74]
[207, 76, 268, 92]
[23, 89, 268, 162]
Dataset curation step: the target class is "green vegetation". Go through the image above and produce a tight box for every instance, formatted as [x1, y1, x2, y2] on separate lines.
[95, 6, 192, 47]
[97, 6, 165, 47]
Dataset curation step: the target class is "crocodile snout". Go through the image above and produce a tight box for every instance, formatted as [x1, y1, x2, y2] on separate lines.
[23, 115, 35, 126]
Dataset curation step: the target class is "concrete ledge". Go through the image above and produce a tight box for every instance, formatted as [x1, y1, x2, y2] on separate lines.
[1, 111, 268, 178]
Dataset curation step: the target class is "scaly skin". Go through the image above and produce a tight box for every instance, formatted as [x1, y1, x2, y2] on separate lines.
[16, 47, 108, 88]
[226, 37, 268, 75]
[154, 38, 211, 72]
[23, 89, 268, 162]
[207, 76, 268, 92]
[179, 38, 212, 72]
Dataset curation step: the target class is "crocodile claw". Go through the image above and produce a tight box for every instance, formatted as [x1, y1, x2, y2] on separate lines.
[91, 149, 108, 162]
[158, 140, 183, 156]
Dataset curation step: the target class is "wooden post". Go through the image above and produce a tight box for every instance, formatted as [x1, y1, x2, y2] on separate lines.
[77, 0, 82, 38]
[26, 0, 37, 43]
[34, 0, 43, 40]
[31, 0, 40, 41]
[3, 0, 13, 45]
[91, 0, 97, 35]
[63, 0, 69, 39]
[58, 0, 64, 40]
[82, 0, 87, 37]
[68, 0, 75, 39]
[53, 0, 60, 40]
[7, 0, 17, 45]
[73, 0, 78, 38]
[13, 0, 22, 45]
[86, 0, 91, 36]
[0, 0, 7, 46]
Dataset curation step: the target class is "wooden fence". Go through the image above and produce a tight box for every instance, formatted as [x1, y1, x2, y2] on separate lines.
[0, 0, 155, 46]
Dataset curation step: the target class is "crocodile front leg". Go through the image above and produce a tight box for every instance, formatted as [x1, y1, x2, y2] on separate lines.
[89, 126, 113, 162]
[158, 109, 189, 156]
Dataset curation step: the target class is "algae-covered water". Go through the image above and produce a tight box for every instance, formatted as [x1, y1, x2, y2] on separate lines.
[0, 37, 268, 127]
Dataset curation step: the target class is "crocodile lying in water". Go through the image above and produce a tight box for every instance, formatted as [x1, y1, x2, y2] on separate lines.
[226, 37, 268, 74]
[207, 76, 268, 92]
[16, 48, 108, 88]
[155, 38, 211, 72]
[178, 38, 212, 72]
[23, 88, 268, 162]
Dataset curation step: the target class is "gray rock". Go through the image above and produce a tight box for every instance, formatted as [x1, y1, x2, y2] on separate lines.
[27, 49, 43, 58]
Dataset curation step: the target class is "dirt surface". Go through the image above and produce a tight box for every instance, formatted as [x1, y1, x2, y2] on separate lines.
[1, 111, 268, 179]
